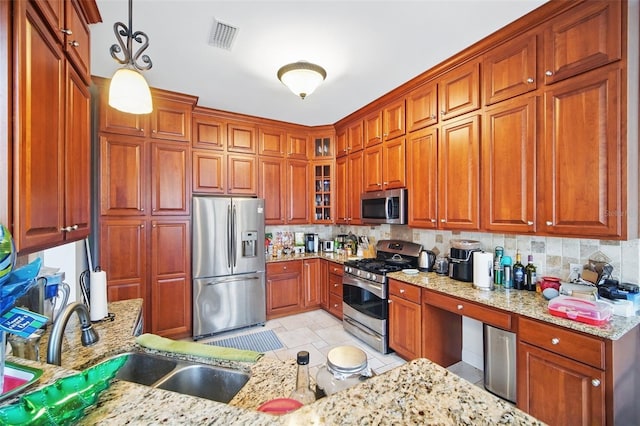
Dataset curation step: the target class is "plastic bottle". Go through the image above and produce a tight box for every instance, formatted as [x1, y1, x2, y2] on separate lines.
[289, 351, 315, 405]
[525, 255, 537, 291]
[493, 246, 504, 286]
[502, 256, 513, 289]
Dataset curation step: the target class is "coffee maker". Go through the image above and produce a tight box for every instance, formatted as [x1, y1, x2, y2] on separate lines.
[305, 233, 319, 253]
[449, 239, 481, 282]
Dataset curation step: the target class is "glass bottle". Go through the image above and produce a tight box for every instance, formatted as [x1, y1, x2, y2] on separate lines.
[525, 255, 537, 291]
[289, 351, 315, 405]
[513, 251, 525, 290]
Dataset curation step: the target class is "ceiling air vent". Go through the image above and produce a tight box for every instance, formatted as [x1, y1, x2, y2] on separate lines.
[209, 19, 238, 51]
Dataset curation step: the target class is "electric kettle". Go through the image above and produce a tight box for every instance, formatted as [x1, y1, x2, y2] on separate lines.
[418, 250, 436, 272]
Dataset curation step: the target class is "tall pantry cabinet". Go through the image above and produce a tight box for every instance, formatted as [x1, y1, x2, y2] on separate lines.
[94, 77, 197, 338]
[1, 0, 101, 254]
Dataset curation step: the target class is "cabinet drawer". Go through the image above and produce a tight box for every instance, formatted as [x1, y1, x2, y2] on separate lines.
[328, 262, 344, 276]
[389, 279, 421, 304]
[424, 290, 513, 330]
[329, 273, 343, 297]
[328, 292, 343, 318]
[519, 316, 605, 369]
[267, 260, 302, 275]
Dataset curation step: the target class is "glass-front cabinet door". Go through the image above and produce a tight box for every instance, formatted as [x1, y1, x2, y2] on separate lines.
[312, 161, 333, 223]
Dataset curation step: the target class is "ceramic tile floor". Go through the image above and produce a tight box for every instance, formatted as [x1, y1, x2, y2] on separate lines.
[198, 309, 485, 387]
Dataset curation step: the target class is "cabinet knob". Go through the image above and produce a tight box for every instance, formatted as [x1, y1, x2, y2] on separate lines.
[440, 110, 445, 116]
[152, 224, 156, 228]
[283, 266, 287, 270]
[430, 219, 436, 223]
[152, 208, 156, 212]
[333, 304, 339, 308]
[551, 337, 560, 345]
[527, 221, 534, 226]
[140, 224, 145, 228]
[457, 304, 463, 310]
[140, 208, 144, 212]
[60, 28, 72, 35]
[440, 219, 446, 223]
[388, 299, 392, 304]
[60, 226, 69, 233]
[430, 115, 437, 120]
[69, 40, 80, 47]
[71, 224, 78, 231]
[383, 181, 388, 185]
[545, 70, 553, 76]
[334, 283, 339, 287]
[546, 220, 553, 226]
[591, 379, 601, 387]
[382, 134, 388, 138]
[526, 78, 534, 84]
[400, 288, 405, 293]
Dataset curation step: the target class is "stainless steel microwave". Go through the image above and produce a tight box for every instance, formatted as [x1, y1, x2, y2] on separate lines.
[361, 188, 407, 224]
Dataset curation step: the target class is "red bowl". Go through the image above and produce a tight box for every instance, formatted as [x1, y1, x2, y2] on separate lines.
[540, 276, 561, 291]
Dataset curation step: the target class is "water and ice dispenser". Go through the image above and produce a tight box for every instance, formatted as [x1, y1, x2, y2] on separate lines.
[241, 231, 258, 257]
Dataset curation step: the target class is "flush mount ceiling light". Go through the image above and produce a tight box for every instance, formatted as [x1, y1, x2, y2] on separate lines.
[108, 0, 153, 114]
[277, 61, 327, 99]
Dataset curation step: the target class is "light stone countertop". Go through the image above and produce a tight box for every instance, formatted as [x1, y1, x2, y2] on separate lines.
[1, 298, 543, 425]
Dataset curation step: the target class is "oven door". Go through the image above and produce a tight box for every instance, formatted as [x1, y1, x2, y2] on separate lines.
[342, 274, 387, 320]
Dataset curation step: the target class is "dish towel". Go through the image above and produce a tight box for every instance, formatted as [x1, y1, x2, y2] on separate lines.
[135, 333, 263, 362]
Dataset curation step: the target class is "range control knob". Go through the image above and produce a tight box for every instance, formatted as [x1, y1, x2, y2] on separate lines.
[371, 274, 377, 281]
[366, 273, 372, 280]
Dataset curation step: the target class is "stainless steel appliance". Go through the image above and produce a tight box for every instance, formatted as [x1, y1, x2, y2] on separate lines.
[449, 239, 481, 282]
[192, 196, 266, 339]
[418, 250, 436, 272]
[305, 233, 319, 253]
[342, 239, 422, 354]
[484, 324, 516, 403]
[361, 188, 407, 225]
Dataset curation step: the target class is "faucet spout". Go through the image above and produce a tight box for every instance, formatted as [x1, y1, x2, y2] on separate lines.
[46, 302, 100, 366]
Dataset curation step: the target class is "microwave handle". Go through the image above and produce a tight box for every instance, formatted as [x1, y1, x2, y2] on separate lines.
[386, 197, 392, 219]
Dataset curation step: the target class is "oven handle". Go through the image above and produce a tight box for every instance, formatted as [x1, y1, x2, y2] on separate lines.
[343, 274, 386, 299]
[344, 317, 383, 342]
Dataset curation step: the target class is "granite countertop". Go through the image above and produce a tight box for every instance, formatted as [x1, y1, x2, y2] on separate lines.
[266, 251, 351, 264]
[1, 298, 542, 425]
[388, 271, 640, 341]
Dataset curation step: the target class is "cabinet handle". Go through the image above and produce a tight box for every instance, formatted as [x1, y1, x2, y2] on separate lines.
[546, 220, 553, 226]
[527, 221, 534, 226]
[457, 304, 463, 310]
[551, 337, 560, 345]
[60, 226, 70, 233]
[61, 28, 72, 35]
[591, 379, 601, 387]
[526, 78, 534, 84]
[69, 40, 80, 47]
[71, 224, 78, 231]
[545, 70, 553, 76]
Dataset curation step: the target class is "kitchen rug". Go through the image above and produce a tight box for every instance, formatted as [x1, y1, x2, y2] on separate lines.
[208, 330, 283, 353]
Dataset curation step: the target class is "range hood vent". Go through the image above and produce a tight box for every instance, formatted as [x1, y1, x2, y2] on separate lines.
[209, 19, 238, 51]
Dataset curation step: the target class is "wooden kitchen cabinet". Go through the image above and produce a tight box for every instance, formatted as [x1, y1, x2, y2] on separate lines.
[438, 61, 480, 121]
[407, 82, 438, 132]
[383, 99, 406, 140]
[258, 157, 285, 224]
[303, 259, 321, 308]
[266, 260, 303, 319]
[364, 110, 383, 147]
[150, 142, 190, 216]
[192, 150, 225, 194]
[150, 219, 191, 338]
[481, 96, 536, 233]
[542, 0, 621, 85]
[192, 108, 226, 150]
[258, 125, 286, 157]
[227, 153, 257, 195]
[407, 127, 438, 228]
[483, 31, 537, 105]
[227, 121, 257, 154]
[388, 279, 421, 360]
[337, 120, 364, 157]
[438, 114, 480, 230]
[290, 132, 311, 159]
[10, 0, 97, 252]
[311, 161, 333, 223]
[336, 150, 364, 225]
[327, 262, 343, 319]
[149, 95, 193, 142]
[540, 67, 622, 238]
[320, 259, 329, 311]
[363, 138, 405, 192]
[285, 159, 309, 223]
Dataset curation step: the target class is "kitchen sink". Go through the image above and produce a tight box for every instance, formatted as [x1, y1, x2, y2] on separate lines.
[106, 352, 250, 403]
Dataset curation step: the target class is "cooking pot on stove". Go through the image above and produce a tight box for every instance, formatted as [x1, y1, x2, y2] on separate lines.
[386, 254, 413, 268]
[418, 250, 436, 272]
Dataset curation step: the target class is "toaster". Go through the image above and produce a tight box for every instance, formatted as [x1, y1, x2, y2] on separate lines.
[323, 240, 334, 252]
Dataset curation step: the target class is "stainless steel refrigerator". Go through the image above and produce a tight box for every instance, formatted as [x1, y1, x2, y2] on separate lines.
[192, 196, 266, 339]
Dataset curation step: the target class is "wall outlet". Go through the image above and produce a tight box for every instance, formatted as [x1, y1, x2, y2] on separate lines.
[569, 263, 583, 281]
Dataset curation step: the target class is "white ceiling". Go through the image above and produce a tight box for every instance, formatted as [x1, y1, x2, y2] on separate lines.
[91, 0, 548, 126]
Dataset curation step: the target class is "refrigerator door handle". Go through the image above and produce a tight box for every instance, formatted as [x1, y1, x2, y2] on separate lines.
[204, 275, 261, 285]
[227, 204, 232, 269]
[232, 204, 237, 268]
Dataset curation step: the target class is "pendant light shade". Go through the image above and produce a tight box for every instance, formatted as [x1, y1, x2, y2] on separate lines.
[108, 0, 153, 114]
[108, 68, 153, 114]
[277, 61, 327, 99]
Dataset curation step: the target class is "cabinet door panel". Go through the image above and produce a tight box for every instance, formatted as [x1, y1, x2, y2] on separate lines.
[382, 137, 405, 189]
[151, 143, 190, 215]
[518, 342, 605, 425]
[541, 68, 621, 237]
[65, 0, 91, 83]
[389, 294, 421, 360]
[288, 133, 309, 159]
[227, 154, 257, 195]
[438, 61, 480, 121]
[363, 145, 383, 192]
[543, 1, 621, 84]
[383, 99, 406, 140]
[408, 127, 437, 228]
[438, 115, 480, 230]
[64, 63, 91, 240]
[348, 151, 364, 224]
[192, 111, 225, 150]
[335, 156, 348, 224]
[15, 4, 65, 251]
[286, 159, 308, 223]
[150, 98, 192, 142]
[259, 126, 286, 157]
[303, 259, 321, 307]
[482, 96, 536, 233]
[258, 157, 285, 224]
[228, 122, 256, 153]
[407, 83, 438, 131]
[150, 220, 191, 338]
[365, 111, 383, 147]
[336, 128, 348, 157]
[100, 135, 146, 215]
[348, 120, 364, 153]
[192, 150, 225, 194]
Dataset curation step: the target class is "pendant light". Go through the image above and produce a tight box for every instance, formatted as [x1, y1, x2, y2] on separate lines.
[277, 61, 327, 99]
[108, 0, 153, 114]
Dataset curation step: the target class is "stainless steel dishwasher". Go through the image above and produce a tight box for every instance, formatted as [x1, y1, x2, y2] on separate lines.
[483, 324, 516, 403]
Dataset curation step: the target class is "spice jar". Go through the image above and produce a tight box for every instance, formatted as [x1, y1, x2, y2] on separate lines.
[316, 346, 372, 396]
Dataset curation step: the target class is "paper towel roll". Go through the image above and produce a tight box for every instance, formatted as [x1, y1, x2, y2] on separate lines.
[89, 270, 108, 321]
[473, 252, 494, 290]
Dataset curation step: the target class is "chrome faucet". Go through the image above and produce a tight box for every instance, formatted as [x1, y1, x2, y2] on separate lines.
[46, 302, 99, 366]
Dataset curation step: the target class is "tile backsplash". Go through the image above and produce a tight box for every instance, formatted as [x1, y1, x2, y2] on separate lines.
[268, 224, 640, 284]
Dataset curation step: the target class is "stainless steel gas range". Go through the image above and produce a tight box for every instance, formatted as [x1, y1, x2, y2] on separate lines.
[342, 239, 422, 354]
